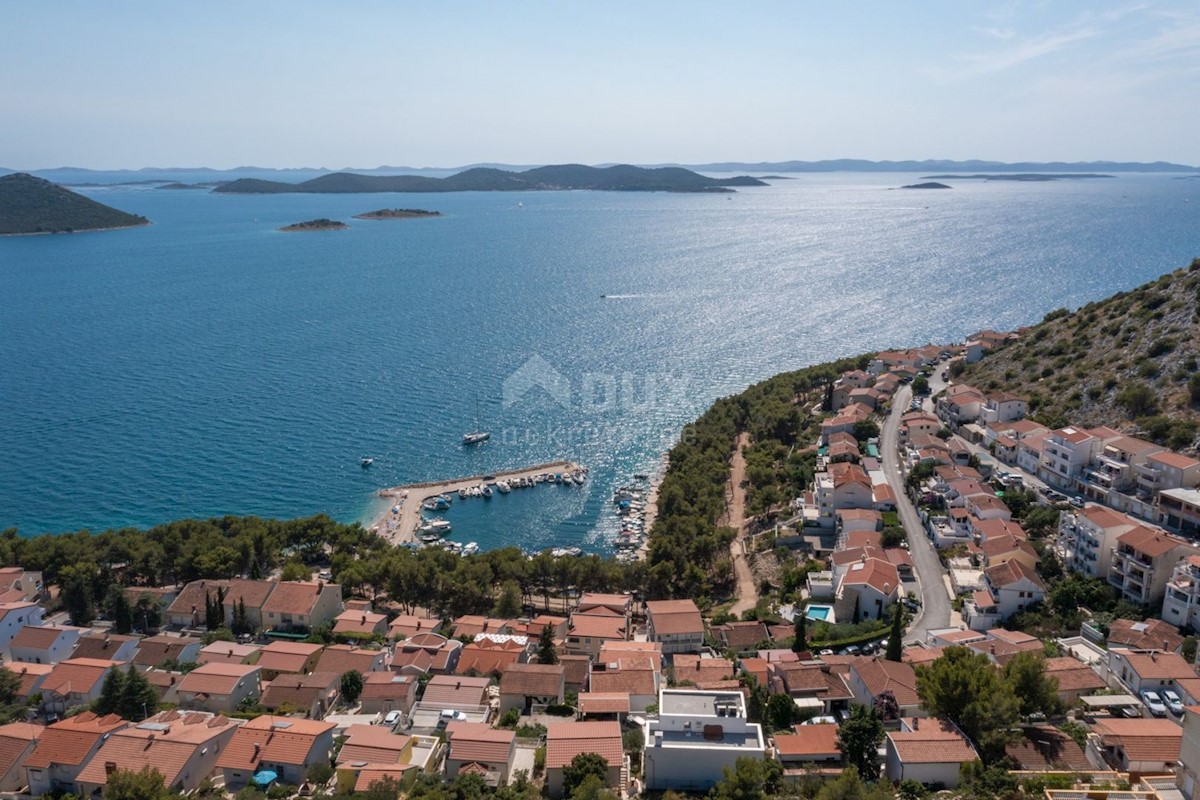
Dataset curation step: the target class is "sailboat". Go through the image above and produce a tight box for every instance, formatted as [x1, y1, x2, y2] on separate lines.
[462, 395, 490, 445]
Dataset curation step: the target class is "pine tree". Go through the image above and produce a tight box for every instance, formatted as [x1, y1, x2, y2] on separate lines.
[536, 624, 559, 665]
[886, 604, 904, 662]
[94, 668, 126, 716]
[792, 608, 807, 653]
[118, 664, 158, 721]
[106, 585, 134, 635]
[231, 597, 251, 636]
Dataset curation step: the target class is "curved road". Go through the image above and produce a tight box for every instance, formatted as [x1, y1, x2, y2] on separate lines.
[881, 385, 952, 642]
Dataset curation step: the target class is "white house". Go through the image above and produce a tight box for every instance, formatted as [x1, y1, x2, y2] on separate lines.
[0, 603, 44, 661]
[643, 690, 765, 793]
[885, 718, 979, 787]
[982, 560, 1045, 619]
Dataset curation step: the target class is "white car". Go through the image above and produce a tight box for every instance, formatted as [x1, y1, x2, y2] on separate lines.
[1161, 689, 1185, 716]
[383, 710, 402, 728]
[439, 709, 468, 723]
[1141, 690, 1168, 717]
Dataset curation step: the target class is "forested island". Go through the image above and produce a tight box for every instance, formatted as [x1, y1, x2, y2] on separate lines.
[155, 182, 208, 190]
[278, 218, 348, 232]
[215, 164, 766, 195]
[353, 208, 442, 220]
[921, 173, 1113, 181]
[0, 173, 149, 235]
[900, 182, 952, 189]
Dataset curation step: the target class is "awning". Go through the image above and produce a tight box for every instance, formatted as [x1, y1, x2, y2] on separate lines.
[792, 697, 825, 710]
[1079, 694, 1139, 708]
[253, 770, 279, 786]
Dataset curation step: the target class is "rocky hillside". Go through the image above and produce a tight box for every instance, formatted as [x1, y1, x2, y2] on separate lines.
[0, 173, 149, 235]
[958, 258, 1200, 451]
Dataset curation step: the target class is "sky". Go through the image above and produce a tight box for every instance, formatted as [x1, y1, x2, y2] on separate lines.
[2, 1, 1199, 169]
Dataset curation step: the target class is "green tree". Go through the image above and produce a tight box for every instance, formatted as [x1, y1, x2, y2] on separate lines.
[280, 560, 311, 582]
[106, 585, 134, 635]
[562, 753, 608, 798]
[886, 605, 903, 662]
[134, 594, 162, 632]
[792, 609, 807, 653]
[94, 668, 126, 716]
[915, 646, 1020, 761]
[340, 670, 364, 704]
[766, 692, 801, 733]
[60, 563, 99, 626]
[117, 664, 159, 721]
[569, 774, 617, 800]
[0, 666, 20, 707]
[493, 580, 523, 619]
[103, 765, 173, 800]
[536, 624, 559, 665]
[912, 375, 929, 395]
[836, 705, 885, 779]
[1002, 651, 1062, 718]
[708, 757, 782, 800]
[231, 598, 252, 636]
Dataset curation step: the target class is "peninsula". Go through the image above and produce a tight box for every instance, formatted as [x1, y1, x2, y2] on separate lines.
[0, 172, 149, 235]
[215, 164, 766, 195]
[353, 208, 442, 220]
[278, 218, 347, 232]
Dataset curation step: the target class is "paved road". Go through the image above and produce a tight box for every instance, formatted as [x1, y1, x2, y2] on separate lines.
[881, 384, 952, 642]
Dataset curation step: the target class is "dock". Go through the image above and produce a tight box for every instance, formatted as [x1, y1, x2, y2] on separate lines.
[371, 460, 582, 544]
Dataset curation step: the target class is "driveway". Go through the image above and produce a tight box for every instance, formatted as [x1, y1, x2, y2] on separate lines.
[881, 384, 952, 642]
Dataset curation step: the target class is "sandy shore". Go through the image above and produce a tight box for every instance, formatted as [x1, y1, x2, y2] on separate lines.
[371, 460, 582, 544]
[637, 453, 670, 561]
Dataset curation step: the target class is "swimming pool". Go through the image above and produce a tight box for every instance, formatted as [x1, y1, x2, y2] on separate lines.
[805, 604, 835, 623]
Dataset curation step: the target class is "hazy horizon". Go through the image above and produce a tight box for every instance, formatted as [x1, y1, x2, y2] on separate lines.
[4, 2, 1200, 170]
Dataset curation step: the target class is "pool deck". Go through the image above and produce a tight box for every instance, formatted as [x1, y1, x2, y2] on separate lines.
[371, 460, 582, 545]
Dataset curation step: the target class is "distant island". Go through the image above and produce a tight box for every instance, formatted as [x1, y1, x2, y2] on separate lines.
[278, 218, 347, 232]
[920, 173, 1113, 182]
[155, 182, 208, 190]
[215, 164, 767, 195]
[0, 173, 150, 235]
[901, 182, 952, 190]
[353, 208, 442, 220]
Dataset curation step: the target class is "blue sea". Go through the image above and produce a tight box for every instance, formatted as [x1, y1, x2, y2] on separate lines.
[1, 173, 1197, 550]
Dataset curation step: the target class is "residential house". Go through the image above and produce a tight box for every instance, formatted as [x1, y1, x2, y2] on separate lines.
[1059, 505, 1142, 579]
[443, 723, 516, 786]
[565, 612, 627, 658]
[454, 639, 524, 677]
[643, 689, 766, 792]
[39, 659, 123, 715]
[846, 657, 923, 718]
[545, 722, 624, 799]
[0, 602, 45, 660]
[1043, 657, 1106, 705]
[979, 535, 1039, 572]
[387, 615, 440, 641]
[10, 625, 82, 665]
[935, 385, 987, 426]
[1178, 705, 1200, 799]
[498, 663, 565, 714]
[220, 578, 278, 632]
[332, 610, 389, 637]
[1163, 557, 1200, 632]
[773, 723, 842, 769]
[259, 672, 340, 719]
[576, 593, 632, 620]
[450, 616, 514, 639]
[75, 711, 242, 796]
[645, 600, 704, 655]
[1089, 718, 1181, 773]
[1016, 432, 1050, 476]
[982, 560, 1045, 620]
[23, 712, 128, 796]
[1109, 525, 1199, 606]
[391, 632, 461, 675]
[261, 581, 343, 633]
[589, 660, 659, 712]
[10, 664, 52, 702]
[0, 568, 42, 604]
[196, 641, 262, 666]
[358, 672, 418, 716]
[133, 634, 202, 670]
[829, 462, 875, 511]
[1038, 426, 1103, 491]
[899, 412, 941, 441]
[709, 622, 770, 652]
[1108, 618, 1185, 654]
[1080, 436, 1165, 502]
[314, 644, 387, 676]
[578, 693, 631, 721]
[836, 557, 900, 622]
[71, 633, 140, 663]
[980, 391, 1027, 425]
[884, 718, 979, 788]
[1005, 725, 1091, 772]
[254, 641, 324, 680]
[216, 715, 336, 789]
[1160, 488, 1200, 537]
[1107, 649, 1196, 695]
[420, 676, 490, 711]
[770, 663, 854, 717]
[144, 670, 184, 705]
[672, 655, 735, 689]
[560, 654, 592, 696]
[0, 722, 42, 792]
[333, 725, 415, 793]
[964, 629, 1045, 666]
[165, 580, 229, 629]
[176, 662, 261, 714]
[513, 614, 570, 642]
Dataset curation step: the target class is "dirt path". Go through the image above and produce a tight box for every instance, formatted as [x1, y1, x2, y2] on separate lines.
[723, 432, 759, 617]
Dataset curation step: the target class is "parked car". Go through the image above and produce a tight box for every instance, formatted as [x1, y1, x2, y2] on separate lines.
[1161, 689, 1185, 716]
[383, 710, 402, 728]
[1069, 496, 1084, 508]
[438, 709, 468, 725]
[818, 649, 835, 656]
[801, 715, 837, 725]
[1141, 690, 1168, 717]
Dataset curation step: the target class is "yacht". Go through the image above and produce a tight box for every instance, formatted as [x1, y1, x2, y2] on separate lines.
[463, 431, 491, 445]
[462, 542, 480, 556]
[497, 480, 511, 494]
[360, 457, 374, 468]
[481, 484, 494, 498]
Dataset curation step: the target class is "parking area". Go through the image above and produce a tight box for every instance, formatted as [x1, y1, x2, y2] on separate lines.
[406, 703, 490, 733]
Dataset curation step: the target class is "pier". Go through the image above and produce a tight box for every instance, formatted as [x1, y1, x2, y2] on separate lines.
[371, 460, 582, 544]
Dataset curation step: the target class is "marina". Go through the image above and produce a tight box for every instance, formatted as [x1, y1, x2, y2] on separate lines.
[370, 460, 586, 547]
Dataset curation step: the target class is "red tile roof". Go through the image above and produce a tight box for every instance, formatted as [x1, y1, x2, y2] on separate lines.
[1091, 718, 1182, 762]
[774, 724, 840, 758]
[578, 693, 631, 715]
[850, 658, 920, 707]
[645, 600, 704, 636]
[177, 662, 259, 696]
[255, 641, 323, 674]
[0, 722, 42, 779]
[216, 715, 335, 771]
[544, 721, 623, 770]
[569, 613, 627, 641]
[1119, 526, 1192, 558]
[314, 645, 384, 676]
[421, 675, 491, 707]
[333, 610, 388, 635]
[445, 722, 514, 763]
[25, 712, 127, 768]
[1107, 619, 1184, 652]
[260, 672, 339, 710]
[39, 658, 121, 698]
[499, 663, 564, 697]
[261, 582, 337, 616]
[840, 558, 901, 595]
[888, 719, 978, 764]
[75, 711, 239, 787]
[11, 625, 73, 650]
[335, 724, 412, 766]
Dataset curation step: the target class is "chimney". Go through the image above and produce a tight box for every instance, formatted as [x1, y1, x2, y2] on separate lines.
[912, 718, 919, 730]
[1152, 652, 1158, 662]
[105, 762, 118, 776]
[1165, 640, 1170, 650]
[252, 743, 261, 759]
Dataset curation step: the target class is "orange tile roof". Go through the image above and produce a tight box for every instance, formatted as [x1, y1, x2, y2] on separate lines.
[499, 663, 564, 697]
[335, 724, 412, 766]
[387, 615, 438, 638]
[360, 671, 416, 701]
[577, 594, 631, 613]
[217, 715, 335, 771]
[1043, 658, 1105, 693]
[25, 712, 127, 768]
[844, 530, 883, 549]
[544, 721, 623, 770]
[901, 646, 945, 665]
[985, 559, 1044, 590]
[445, 722, 514, 763]
[578, 693, 632, 714]
[133, 634, 201, 667]
[0, 722, 42, 779]
[673, 655, 734, 684]
[1148, 451, 1200, 470]
[261, 582, 336, 616]
[451, 616, 514, 638]
[1091, 718, 1182, 762]
[645, 600, 703, 636]
[774, 724, 840, 758]
[421, 676, 490, 706]
[840, 558, 900, 595]
[588, 665, 657, 696]
[1119, 526, 1191, 558]
[12, 625, 74, 650]
[1107, 619, 1184, 652]
[1117, 650, 1196, 681]
[353, 764, 417, 791]
[177, 662, 259, 696]
[9, 663, 53, 697]
[851, 658, 920, 707]
[39, 658, 121, 697]
[72, 633, 139, 660]
[314, 645, 384, 676]
[260, 672, 339, 710]
[1006, 724, 1091, 770]
[255, 641, 323, 674]
[888, 719, 978, 764]
[223, 579, 277, 609]
[569, 613, 627, 640]
[75, 711, 238, 787]
[455, 640, 523, 676]
[196, 642, 261, 665]
[333, 610, 388, 635]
